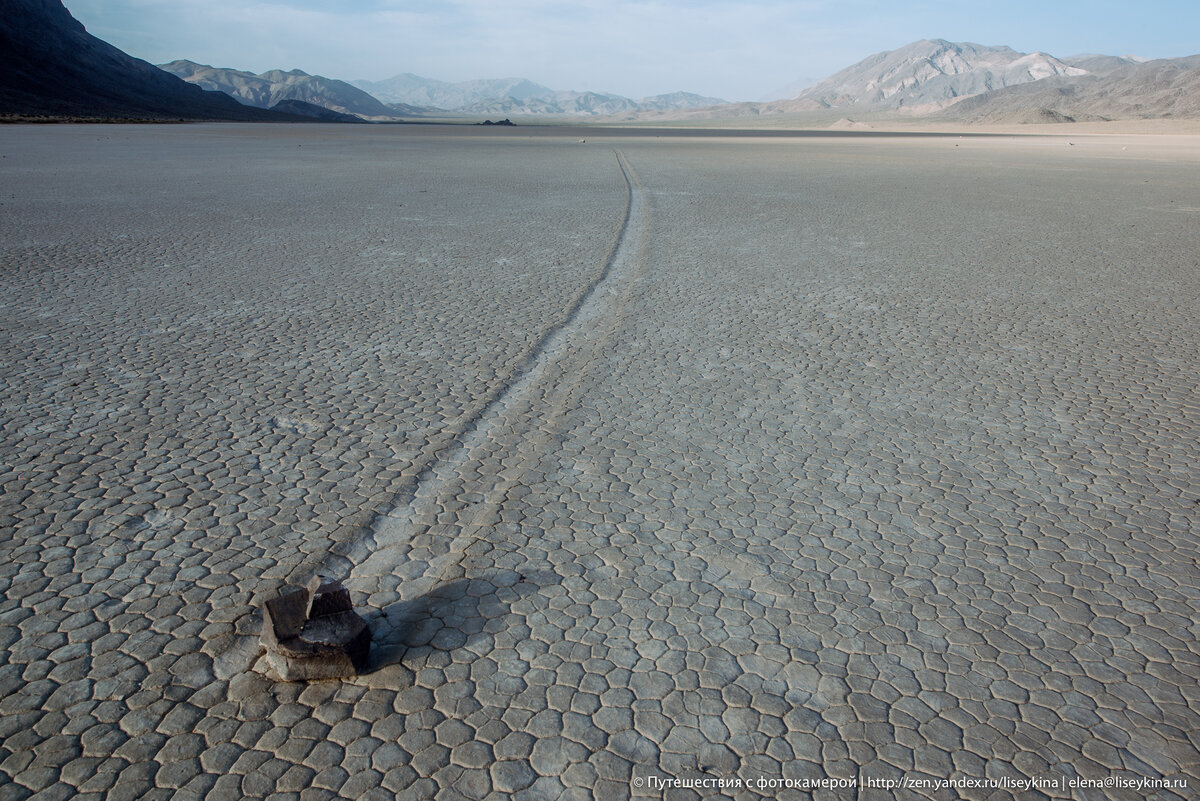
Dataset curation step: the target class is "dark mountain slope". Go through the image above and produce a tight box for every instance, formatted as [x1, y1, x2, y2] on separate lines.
[0, 0, 287, 119]
[271, 98, 365, 122]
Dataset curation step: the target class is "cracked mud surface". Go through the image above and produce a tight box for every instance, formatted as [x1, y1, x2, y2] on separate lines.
[1, 125, 1198, 800]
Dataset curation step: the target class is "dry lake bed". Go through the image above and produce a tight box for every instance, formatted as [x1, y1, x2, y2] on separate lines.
[1, 123, 1198, 800]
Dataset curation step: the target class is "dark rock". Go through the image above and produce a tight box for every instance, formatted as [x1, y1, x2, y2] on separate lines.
[261, 575, 371, 681]
[307, 574, 354, 618]
[261, 588, 308, 650]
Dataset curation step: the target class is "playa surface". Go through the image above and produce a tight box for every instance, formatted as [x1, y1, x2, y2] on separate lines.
[1, 124, 1198, 800]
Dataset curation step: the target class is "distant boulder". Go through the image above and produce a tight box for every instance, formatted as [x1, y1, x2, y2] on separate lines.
[477, 118, 516, 126]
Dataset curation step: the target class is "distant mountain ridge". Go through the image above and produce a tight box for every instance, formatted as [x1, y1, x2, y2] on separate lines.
[613, 39, 1200, 124]
[156, 63, 728, 118]
[10, 8, 1195, 127]
[1061, 54, 1148, 75]
[944, 54, 1200, 123]
[0, 0, 288, 119]
[159, 60, 426, 119]
[794, 39, 1087, 111]
[353, 74, 553, 109]
[353, 73, 726, 116]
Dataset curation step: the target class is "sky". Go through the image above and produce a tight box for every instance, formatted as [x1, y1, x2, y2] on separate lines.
[66, 0, 1200, 101]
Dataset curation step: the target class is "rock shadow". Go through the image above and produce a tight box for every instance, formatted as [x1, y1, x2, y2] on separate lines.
[361, 569, 561, 672]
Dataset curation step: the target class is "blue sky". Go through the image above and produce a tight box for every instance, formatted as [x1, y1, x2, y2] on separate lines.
[66, 0, 1200, 100]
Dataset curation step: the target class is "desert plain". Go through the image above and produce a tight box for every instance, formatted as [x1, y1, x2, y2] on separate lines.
[1, 123, 1198, 800]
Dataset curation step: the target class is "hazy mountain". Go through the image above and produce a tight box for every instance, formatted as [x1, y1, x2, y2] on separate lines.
[0, 0, 285, 119]
[759, 77, 818, 102]
[457, 90, 639, 116]
[945, 54, 1200, 123]
[1061, 54, 1147, 75]
[636, 91, 727, 111]
[354, 74, 555, 109]
[160, 60, 423, 119]
[353, 73, 726, 116]
[794, 39, 1086, 110]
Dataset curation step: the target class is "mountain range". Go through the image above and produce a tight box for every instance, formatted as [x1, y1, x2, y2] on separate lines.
[356, 39, 1197, 123]
[2, 3, 1197, 126]
[159, 64, 728, 119]
[159, 61, 426, 119]
[806, 41, 1200, 124]
[609, 39, 1200, 124]
[353, 74, 552, 110]
[781, 39, 1200, 124]
[352, 73, 726, 116]
[945, 53, 1200, 123]
[792, 39, 1087, 111]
